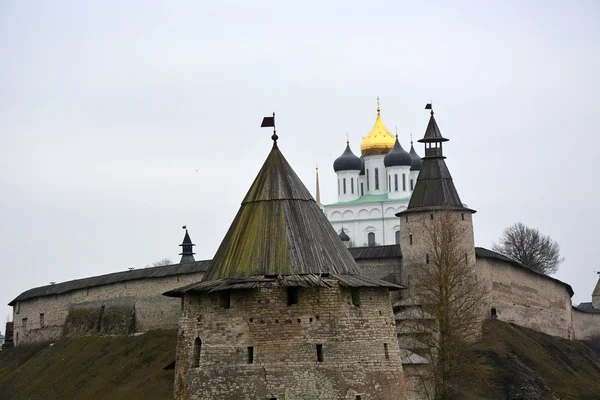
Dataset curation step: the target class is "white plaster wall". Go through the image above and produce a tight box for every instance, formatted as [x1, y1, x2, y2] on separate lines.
[328, 201, 408, 246]
[572, 309, 600, 340]
[12, 271, 204, 346]
[335, 170, 360, 202]
[363, 155, 385, 195]
[386, 166, 412, 199]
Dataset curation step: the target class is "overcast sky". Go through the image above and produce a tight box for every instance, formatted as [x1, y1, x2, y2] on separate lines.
[1, 1, 598, 322]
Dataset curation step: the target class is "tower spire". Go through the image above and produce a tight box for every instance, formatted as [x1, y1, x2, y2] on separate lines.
[315, 165, 321, 206]
[179, 226, 196, 264]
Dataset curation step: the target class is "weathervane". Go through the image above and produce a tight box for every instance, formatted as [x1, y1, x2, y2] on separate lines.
[261, 112, 277, 145]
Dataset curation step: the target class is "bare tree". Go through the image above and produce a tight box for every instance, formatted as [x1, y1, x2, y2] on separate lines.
[152, 258, 173, 267]
[492, 223, 564, 275]
[401, 211, 488, 399]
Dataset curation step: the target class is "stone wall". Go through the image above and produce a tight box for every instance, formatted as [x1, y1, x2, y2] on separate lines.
[572, 308, 600, 340]
[12, 272, 203, 346]
[175, 283, 406, 400]
[476, 257, 573, 339]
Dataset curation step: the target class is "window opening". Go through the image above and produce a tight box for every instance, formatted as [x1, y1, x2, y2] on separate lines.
[192, 337, 202, 367]
[343, 178, 346, 194]
[394, 174, 398, 191]
[375, 168, 379, 190]
[409, 234, 413, 245]
[351, 177, 354, 194]
[316, 344, 324, 362]
[218, 291, 231, 309]
[40, 313, 45, 328]
[361, 182, 364, 196]
[22, 318, 27, 330]
[461, 213, 465, 221]
[247, 346, 254, 363]
[402, 174, 406, 191]
[366, 169, 370, 191]
[351, 289, 360, 307]
[368, 232, 375, 246]
[287, 287, 299, 306]
[384, 343, 390, 359]
[430, 214, 434, 220]
[426, 254, 430, 264]
[410, 179, 414, 191]
[388, 175, 391, 192]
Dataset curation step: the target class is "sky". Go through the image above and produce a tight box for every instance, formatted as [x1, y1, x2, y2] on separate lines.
[1, 0, 599, 323]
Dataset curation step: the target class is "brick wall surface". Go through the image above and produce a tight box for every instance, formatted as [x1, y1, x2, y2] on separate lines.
[175, 283, 406, 400]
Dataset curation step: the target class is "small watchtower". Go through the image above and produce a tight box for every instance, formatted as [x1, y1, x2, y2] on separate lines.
[178, 227, 196, 264]
[166, 130, 406, 400]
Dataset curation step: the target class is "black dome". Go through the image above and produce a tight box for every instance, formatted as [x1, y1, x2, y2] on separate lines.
[409, 143, 422, 171]
[333, 143, 362, 172]
[384, 137, 412, 167]
[339, 228, 350, 242]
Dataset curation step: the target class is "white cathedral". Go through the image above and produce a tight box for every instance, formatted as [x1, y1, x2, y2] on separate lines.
[324, 102, 422, 247]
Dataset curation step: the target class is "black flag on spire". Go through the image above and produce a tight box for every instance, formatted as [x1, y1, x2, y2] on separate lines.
[425, 103, 432, 110]
[261, 114, 275, 127]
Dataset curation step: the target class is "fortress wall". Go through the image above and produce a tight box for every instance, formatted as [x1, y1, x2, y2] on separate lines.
[476, 257, 572, 339]
[13, 271, 203, 346]
[572, 308, 600, 340]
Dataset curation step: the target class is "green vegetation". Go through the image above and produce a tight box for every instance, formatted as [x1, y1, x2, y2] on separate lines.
[0, 330, 176, 400]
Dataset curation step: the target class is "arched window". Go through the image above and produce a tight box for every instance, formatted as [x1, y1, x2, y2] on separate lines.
[192, 337, 202, 367]
[374, 168, 379, 190]
[368, 232, 376, 246]
[395, 231, 400, 244]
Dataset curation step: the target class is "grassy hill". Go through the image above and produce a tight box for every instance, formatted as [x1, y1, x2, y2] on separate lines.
[0, 330, 176, 400]
[1, 322, 599, 399]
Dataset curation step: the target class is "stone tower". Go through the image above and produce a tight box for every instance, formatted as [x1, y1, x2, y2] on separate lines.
[165, 134, 406, 400]
[398, 105, 476, 283]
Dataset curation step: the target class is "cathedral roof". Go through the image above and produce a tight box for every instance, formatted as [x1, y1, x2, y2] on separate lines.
[409, 142, 422, 171]
[333, 142, 362, 172]
[384, 136, 412, 167]
[201, 141, 366, 280]
[360, 103, 396, 156]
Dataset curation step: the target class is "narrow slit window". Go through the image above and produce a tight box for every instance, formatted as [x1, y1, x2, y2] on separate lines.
[343, 178, 346, 194]
[351, 289, 360, 307]
[384, 343, 389, 360]
[361, 182, 364, 196]
[461, 213, 465, 221]
[402, 174, 406, 191]
[247, 346, 254, 363]
[40, 313, 45, 328]
[192, 337, 202, 367]
[219, 291, 231, 309]
[366, 169, 370, 191]
[430, 214, 434, 220]
[351, 177, 354, 194]
[388, 175, 391, 192]
[465, 253, 468, 265]
[375, 168, 379, 190]
[316, 344, 324, 362]
[394, 174, 398, 191]
[410, 179, 414, 191]
[426, 254, 430, 264]
[287, 287, 298, 306]
[409, 234, 413, 245]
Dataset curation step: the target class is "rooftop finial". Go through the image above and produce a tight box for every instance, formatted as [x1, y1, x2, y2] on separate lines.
[410, 133, 413, 145]
[346, 132, 349, 144]
[377, 96, 381, 115]
[261, 112, 277, 146]
[395, 126, 398, 139]
[425, 102, 433, 115]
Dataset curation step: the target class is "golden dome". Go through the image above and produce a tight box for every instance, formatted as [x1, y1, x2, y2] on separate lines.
[360, 101, 396, 156]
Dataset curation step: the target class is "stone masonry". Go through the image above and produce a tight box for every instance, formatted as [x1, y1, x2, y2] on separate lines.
[175, 283, 406, 400]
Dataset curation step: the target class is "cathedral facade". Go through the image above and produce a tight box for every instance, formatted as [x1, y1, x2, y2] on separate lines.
[325, 102, 422, 247]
